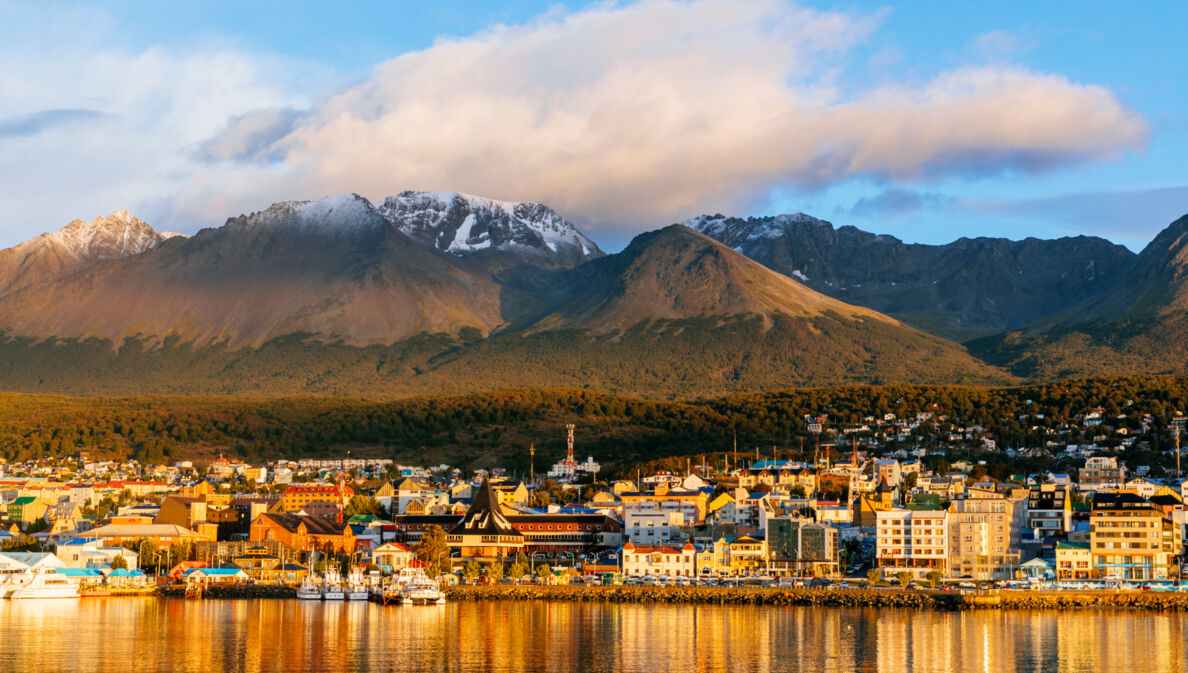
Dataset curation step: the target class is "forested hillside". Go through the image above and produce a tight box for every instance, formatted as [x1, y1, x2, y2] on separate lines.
[3, 377, 1184, 471]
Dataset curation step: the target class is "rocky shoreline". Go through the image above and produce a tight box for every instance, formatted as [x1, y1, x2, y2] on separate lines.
[443, 585, 1188, 611]
[147, 584, 1188, 610]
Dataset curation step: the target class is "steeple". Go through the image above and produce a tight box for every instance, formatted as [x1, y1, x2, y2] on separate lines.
[450, 477, 519, 536]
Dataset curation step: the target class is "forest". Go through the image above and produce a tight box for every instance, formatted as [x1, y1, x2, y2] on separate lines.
[1, 376, 1184, 475]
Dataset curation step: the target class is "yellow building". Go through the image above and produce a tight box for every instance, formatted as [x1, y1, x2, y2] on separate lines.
[619, 482, 709, 523]
[1055, 541, 1091, 580]
[1090, 492, 1182, 580]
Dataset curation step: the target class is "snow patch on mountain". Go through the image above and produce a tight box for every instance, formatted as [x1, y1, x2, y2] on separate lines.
[377, 190, 603, 263]
[39, 210, 172, 261]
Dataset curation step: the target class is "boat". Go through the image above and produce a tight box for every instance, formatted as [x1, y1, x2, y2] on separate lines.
[4, 570, 80, 599]
[346, 570, 369, 601]
[296, 578, 322, 600]
[321, 568, 346, 601]
[403, 578, 445, 604]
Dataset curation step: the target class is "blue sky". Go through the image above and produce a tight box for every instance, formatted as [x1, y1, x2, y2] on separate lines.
[0, 1, 1183, 252]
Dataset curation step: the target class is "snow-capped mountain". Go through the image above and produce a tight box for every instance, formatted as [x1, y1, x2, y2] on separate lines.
[228, 193, 389, 237]
[0, 210, 185, 296]
[378, 191, 604, 267]
[688, 211, 1135, 339]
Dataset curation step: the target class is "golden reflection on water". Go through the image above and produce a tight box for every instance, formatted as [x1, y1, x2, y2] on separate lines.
[0, 598, 1185, 673]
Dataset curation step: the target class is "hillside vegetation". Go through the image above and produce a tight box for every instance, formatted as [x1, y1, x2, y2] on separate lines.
[3, 377, 1185, 470]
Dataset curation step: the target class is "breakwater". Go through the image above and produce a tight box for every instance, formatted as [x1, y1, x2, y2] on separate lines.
[157, 584, 297, 599]
[444, 585, 1188, 611]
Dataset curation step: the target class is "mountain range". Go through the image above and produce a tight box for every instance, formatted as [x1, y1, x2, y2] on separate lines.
[0, 190, 1183, 397]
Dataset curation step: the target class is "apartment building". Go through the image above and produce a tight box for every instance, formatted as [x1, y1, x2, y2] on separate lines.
[1079, 457, 1126, 492]
[1090, 492, 1182, 580]
[947, 487, 1026, 580]
[876, 509, 949, 577]
[1027, 484, 1072, 538]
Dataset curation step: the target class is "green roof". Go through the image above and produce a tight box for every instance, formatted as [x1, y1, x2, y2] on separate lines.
[1056, 541, 1089, 550]
[9, 497, 37, 506]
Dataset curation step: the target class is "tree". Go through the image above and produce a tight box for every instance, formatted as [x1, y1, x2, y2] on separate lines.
[485, 559, 504, 581]
[343, 495, 381, 518]
[925, 570, 943, 588]
[110, 554, 129, 570]
[896, 571, 913, 586]
[462, 559, 482, 584]
[789, 485, 807, 498]
[529, 490, 551, 509]
[508, 551, 529, 581]
[413, 525, 451, 577]
[535, 562, 553, 582]
[866, 568, 882, 584]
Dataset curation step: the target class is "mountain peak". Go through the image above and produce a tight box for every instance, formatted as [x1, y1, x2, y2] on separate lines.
[378, 190, 603, 266]
[0, 210, 177, 297]
[232, 193, 389, 236]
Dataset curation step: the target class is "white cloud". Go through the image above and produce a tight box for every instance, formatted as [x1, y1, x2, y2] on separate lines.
[193, 0, 1146, 236]
[0, 0, 1151, 244]
[0, 4, 327, 244]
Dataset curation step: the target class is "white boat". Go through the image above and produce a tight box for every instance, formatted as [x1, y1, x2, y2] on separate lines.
[321, 568, 346, 600]
[296, 578, 322, 600]
[4, 570, 80, 599]
[346, 570, 369, 600]
[403, 579, 445, 604]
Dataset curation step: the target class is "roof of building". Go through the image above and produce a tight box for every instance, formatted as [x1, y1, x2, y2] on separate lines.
[87, 523, 202, 538]
[255, 513, 349, 536]
[450, 479, 522, 537]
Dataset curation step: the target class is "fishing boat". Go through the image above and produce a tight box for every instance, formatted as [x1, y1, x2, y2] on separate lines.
[346, 570, 369, 601]
[296, 578, 322, 600]
[321, 568, 346, 601]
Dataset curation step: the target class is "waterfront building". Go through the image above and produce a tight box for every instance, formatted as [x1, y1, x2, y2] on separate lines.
[447, 479, 525, 559]
[1055, 541, 1092, 580]
[766, 518, 839, 577]
[84, 522, 204, 549]
[249, 513, 357, 554]
[55, 537, 138, 570]
[875, 509, 948, 577]
[1090, 492, 1182, 580]
[371, 542, 416, 572]
[624, 502, 687, 545]
[947, 487, 1025, 580]
[620, 541, 697, 577]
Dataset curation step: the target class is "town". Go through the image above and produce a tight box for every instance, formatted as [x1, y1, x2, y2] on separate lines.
[0, 407, 1186, 598]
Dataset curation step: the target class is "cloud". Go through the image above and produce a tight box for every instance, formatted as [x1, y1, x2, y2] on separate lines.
[848, 188, 954, 219]
[197, 107, 306, 162]
[0, 109, 112, 138]
[0, 0, 1153, 247]
[187, 0, 1147, 235]
[964, 185, 1188, 250]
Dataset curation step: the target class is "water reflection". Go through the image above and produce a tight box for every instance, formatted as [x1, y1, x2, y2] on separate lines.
[0, 598, 1184, 673]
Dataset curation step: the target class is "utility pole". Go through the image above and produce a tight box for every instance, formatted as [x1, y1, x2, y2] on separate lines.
[529, 443, 535, 485]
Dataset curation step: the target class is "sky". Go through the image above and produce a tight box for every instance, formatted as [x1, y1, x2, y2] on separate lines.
[0, 0, 1184, 252]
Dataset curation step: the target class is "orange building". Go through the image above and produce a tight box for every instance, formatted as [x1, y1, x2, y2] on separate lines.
[249, 512, 356, 554]
[280, 483, 354, 514]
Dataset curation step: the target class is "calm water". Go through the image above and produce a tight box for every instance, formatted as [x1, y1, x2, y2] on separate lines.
[0, 598, 1185, 673]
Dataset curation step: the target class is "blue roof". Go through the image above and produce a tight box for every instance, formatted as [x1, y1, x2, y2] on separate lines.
[55, 568, 103, 577]
[109, 568, 146, 577]
[60, 537, 102, 546]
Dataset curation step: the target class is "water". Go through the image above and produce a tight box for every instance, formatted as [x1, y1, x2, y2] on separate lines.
[0, 598, 1186, 673]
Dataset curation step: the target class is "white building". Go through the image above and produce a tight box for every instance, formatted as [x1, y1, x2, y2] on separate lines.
[621, 542, 698, 577]
[55, 538, 138, 570]
[875, 509, 949, 577]
[624, 503, 687, 545]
